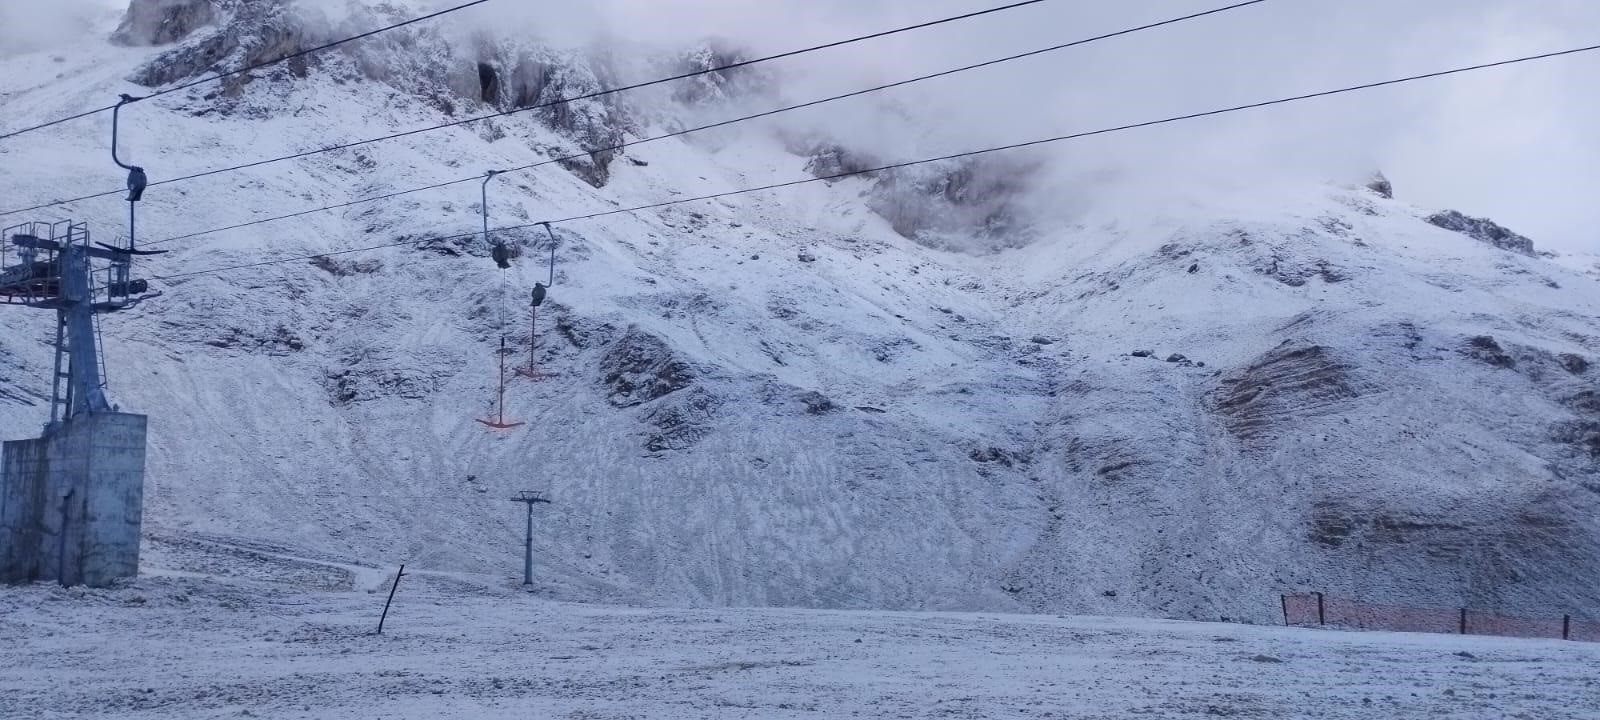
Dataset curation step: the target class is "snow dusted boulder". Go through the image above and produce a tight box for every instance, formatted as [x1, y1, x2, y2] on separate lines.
[1426, 210, 1536, 256]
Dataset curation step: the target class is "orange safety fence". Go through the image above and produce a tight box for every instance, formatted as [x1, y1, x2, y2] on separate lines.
[1281, 592, 1599, 642]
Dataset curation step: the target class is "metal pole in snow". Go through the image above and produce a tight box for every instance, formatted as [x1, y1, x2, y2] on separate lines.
[497, 336, 508, 423]
[377, 564, 405, 634]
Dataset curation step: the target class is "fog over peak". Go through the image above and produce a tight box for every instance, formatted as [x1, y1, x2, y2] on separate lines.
[6, 0, 1596, 251]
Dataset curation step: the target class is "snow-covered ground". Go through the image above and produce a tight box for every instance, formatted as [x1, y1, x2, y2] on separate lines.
[4, 571, 1599, 719]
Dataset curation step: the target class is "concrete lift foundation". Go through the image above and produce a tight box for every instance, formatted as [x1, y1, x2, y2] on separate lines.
[1, 413, 147, 587]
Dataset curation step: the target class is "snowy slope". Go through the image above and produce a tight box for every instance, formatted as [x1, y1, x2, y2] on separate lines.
[1, 0, 1597, 624]
[6, 574, 1600, 719]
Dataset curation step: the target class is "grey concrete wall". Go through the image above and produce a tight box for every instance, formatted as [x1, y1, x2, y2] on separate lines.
[1, 413, 146, 586]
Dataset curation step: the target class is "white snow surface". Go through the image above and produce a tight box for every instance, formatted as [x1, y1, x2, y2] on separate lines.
[4, 569, 1600, 719]
[1, 2, 1599, 625]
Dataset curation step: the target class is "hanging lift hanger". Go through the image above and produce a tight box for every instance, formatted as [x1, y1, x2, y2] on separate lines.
[514, 222, 558, 380]
[100, 94, 166, 257]
[477, 169, 523, 429]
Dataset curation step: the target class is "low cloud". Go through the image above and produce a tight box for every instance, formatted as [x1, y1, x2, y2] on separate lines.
[10, 0, 1595, 251]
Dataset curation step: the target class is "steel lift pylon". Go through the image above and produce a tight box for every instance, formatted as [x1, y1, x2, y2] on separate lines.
[0, 221, 156, 432]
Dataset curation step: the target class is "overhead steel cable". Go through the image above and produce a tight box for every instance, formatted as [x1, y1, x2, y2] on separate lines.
[149, 41, 1600, 283]
[0, 0, 1049, 219]
[142, 0, 1271, 249]
[0, 0, 496, 142]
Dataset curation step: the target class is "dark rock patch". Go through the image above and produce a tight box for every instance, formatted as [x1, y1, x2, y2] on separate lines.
[310, 256, 382, 276]
[1463, 336, 1515, 369]
[599, 327, 695, 407]
[554, 313, 617, 350]
[968, 446, 1028, 468]
[796, 390, 838, 415]
[1365, 172, 1393, 199]
[1427, 210, 1536, 256]
[642, 388, 721, 452]
[1559, 353, 1589, 375]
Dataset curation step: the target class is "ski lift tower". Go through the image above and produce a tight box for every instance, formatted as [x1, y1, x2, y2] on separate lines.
[0, 219, 157, 587]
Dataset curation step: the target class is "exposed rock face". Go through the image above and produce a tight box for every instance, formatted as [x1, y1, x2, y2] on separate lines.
[805, 144, 1036, 252]
[670, 41, 768, 106]
[803, 144, 882, 180]
[1463, 335, 1515, 369]
[1427, 210, 1536, 256]
[1212, 343, 1359, 443]
[796, 390, 838, 415]
[642, 388, 722, 452]
[125, 0, 311, 91]
[473, 45, 627, 187]
[1365, 171, 1393, 199]
[598, 327, 696, 407]
[113, 0, 218, 47]
[124, 0, 628, 186]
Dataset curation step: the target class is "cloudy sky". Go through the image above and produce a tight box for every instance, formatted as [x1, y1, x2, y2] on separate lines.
[3, 0, 1597, 252]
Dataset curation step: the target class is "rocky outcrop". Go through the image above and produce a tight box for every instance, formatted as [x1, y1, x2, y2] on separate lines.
[1427, 210, 1536, 256]
[642, 388, 722, 452]
[473, 45, 627, 187]
[125, 0, 314, 92]
[1462, 335, 1515, 369]
[1364, 171, 1393, 199]
[113, 0, 219, 46]
[1212, 343, 1359, 442]
[803, 143, 882, 181]
[670, 41, 769, 106]
[123, 1, 629, 185]
[803, 144, 1035, 252]
[598, 327, 696, 407]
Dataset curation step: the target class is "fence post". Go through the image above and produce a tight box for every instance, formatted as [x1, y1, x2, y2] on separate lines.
[1315, 592, 1325, 625]
[1563, 614, 1571, 641]
[376, 564, 406, 635]
[1280, 594, 1289, 626]
[1459, 608, 1467, 635]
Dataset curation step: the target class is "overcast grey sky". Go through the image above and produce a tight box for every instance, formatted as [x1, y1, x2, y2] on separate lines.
[4, 0, 1596, 252]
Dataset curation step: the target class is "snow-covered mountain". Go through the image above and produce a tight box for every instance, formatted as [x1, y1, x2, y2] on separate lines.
[2, 0, 1597, 624]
